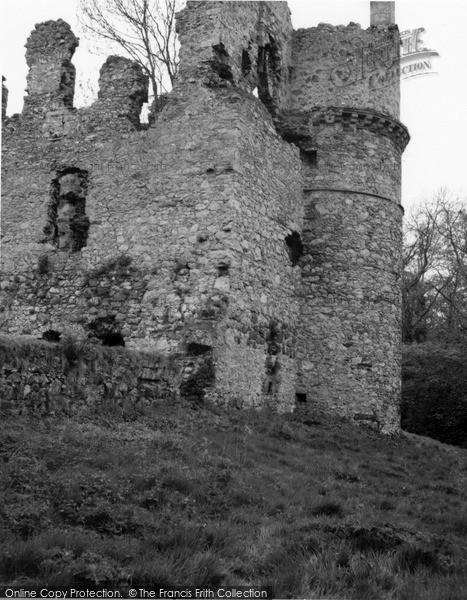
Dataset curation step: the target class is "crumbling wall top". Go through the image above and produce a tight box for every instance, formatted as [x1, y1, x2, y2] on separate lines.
[97, 56, 148, 127]
[2, 76, 7, 120]
[176, 1, 293, 116]
[25, 19, 79, 65]
[23, 19, 79, 114]
[313, 22, 363, 31]
[98, 56, 148, 102]
[289, 20, 401, 121]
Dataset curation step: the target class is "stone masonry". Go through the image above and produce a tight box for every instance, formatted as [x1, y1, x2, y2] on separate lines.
[0, 2, 409, 432]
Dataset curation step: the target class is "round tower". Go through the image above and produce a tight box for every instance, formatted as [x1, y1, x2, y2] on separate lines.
[288, 2, 409, 432]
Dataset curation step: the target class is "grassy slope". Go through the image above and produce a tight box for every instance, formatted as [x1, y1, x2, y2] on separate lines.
[0, 404, 466, 600]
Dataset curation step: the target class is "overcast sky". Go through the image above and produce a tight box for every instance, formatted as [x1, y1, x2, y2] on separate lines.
[1, 0, 466, 210]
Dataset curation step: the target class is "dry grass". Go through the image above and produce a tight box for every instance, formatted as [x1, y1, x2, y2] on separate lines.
[0, 405, 466, 598]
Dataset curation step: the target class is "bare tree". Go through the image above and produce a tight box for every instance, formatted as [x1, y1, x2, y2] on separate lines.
[77, 0, 183, 111]
[403, 192, 445, 342]
[403, 189, 467, 342]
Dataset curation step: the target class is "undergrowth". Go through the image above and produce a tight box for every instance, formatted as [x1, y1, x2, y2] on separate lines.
[0, 406, 466, 599]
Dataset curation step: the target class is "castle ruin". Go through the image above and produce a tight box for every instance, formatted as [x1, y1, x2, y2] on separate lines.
[0, 1, 409, 433]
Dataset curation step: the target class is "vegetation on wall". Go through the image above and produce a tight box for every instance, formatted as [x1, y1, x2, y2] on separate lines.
[0, 334, 176, 416]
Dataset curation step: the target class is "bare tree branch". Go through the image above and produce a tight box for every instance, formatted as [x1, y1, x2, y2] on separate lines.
[77, 0, 183, 109]
[403, 189, 467, 342]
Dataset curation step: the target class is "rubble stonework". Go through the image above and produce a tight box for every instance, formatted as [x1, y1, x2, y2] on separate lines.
[24, 19, 79, 116]
[0, 1, 408, 432]
[2, 77, 7, 120]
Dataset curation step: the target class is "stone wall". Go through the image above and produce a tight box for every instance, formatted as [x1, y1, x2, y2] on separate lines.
[176, 1, 293, 115]
[0, 335, 182, 416]
[1, 1, 409, 430]
[285, 2, 407, 433]
[298, 191, 402, 433]
[23, 19, 79, 117]
[1, 5, 302, 414]
[207, 88, 302, 411]
[289, 22, 400, 120]
[304, 114, 407, 199]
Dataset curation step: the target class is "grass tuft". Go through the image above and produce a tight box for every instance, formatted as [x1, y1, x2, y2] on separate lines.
[309, 501, 344, 518]
[61, 334, 89, 371]
[393, 544, 440, 574]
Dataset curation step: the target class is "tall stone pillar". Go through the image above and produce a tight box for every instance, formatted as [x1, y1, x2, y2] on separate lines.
[2, 76, 7, 119]
[370, 2, 396, 26]
[23, 19, 78, 116]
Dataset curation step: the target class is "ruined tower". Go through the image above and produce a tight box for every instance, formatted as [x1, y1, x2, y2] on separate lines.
[288, 3, 409, 431]
[0, 2, 408, 432]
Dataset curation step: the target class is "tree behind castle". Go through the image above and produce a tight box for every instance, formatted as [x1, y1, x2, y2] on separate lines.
[78, 0, 182, 112]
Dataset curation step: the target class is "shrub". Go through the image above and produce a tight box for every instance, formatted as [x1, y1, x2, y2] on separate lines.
[61, 335, 88, 371]
[402, 343, 467, 447]
[0, 538, 44, 580]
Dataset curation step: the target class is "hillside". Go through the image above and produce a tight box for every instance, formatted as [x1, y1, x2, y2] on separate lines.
[1, 404, 466, 599]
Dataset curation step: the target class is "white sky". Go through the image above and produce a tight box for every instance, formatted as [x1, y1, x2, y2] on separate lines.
[1, 0, 466, 210]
